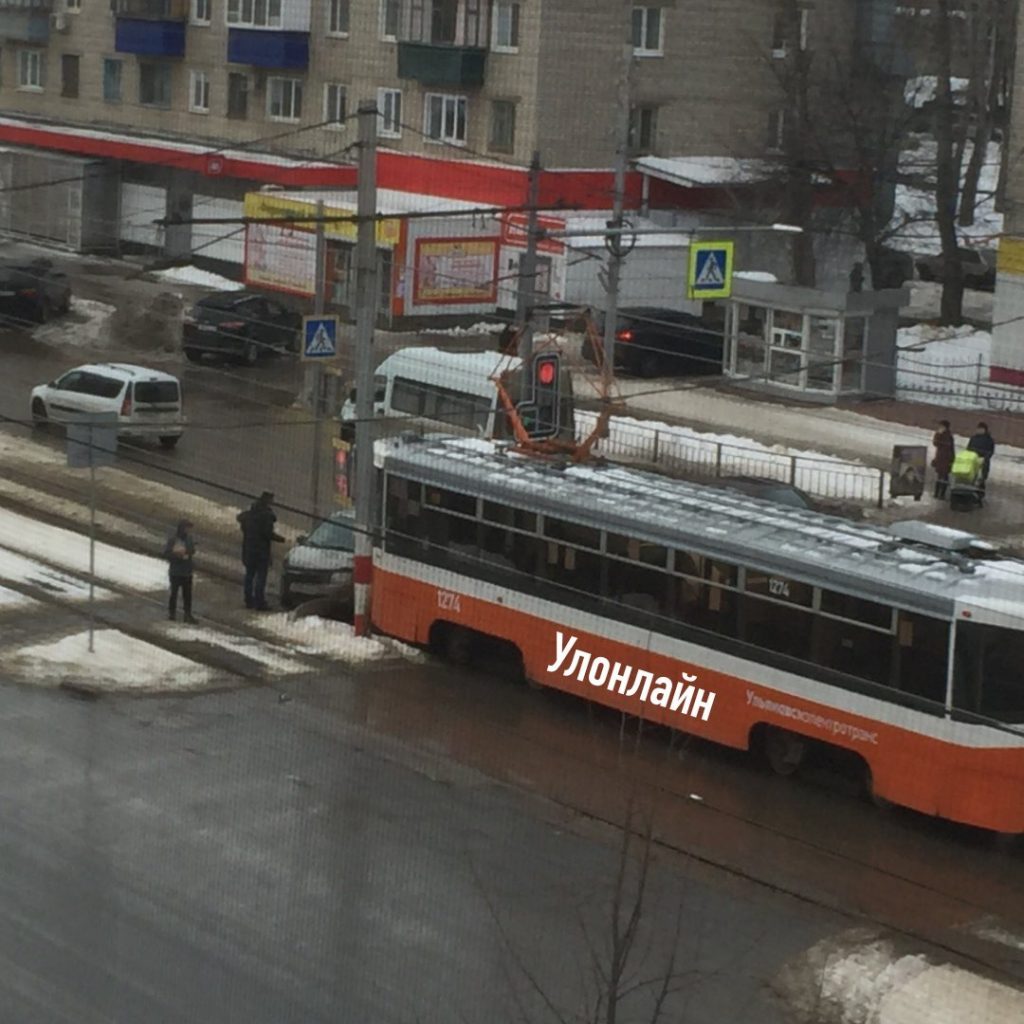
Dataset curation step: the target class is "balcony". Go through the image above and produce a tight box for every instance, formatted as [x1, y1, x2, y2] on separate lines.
[397, 43, 486, 87]
[227, 28, 309, 69]
[0, 0, 51, 45]
[114, 0, 187, 58]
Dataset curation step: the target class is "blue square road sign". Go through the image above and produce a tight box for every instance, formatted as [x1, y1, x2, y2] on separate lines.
[302, 315, 340, 362]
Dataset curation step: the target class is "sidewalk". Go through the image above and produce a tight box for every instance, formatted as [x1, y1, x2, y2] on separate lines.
[603, 376, 1024, 547]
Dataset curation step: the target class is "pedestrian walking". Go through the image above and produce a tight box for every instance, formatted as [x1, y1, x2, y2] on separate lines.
[966, 421, 995, 488]
[237, 491, 284, 610]
[931, 419, 955, 499]
[163, 518, 197, 624]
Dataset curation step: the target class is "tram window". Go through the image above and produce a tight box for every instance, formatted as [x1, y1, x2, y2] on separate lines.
[811, 617, 891, 685]
[820, 590, 892, 629]
[897, 612, 948, 706]
[745, 570, 813, 607]
[436, 488, 477, 517]
[386, 477, 422, 535]
[607, 533, 669, 568]
[482, 500, 511, 525]
[606, 557, 671, 616]
[545, 542, 602, 595]
[740, 593, 812, 659]
[511, 532, 545, 578]
[674, 551, 738, 588]
[478, 522, 516, 569]
[544, 517, 601, 551]
[955, 621, 1024, 722]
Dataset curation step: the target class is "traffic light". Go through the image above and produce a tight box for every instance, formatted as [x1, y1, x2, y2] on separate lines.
[525, 352, 561, 439]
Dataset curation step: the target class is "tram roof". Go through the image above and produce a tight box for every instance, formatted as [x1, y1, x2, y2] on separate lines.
[379, 436, 1024, 623]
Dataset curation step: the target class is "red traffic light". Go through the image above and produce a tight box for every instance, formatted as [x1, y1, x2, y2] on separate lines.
[536, 357, 557, 386]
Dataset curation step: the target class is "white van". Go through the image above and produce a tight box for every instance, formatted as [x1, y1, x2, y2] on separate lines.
[340, 348, 525, 442]
[30, 363, 185, 449]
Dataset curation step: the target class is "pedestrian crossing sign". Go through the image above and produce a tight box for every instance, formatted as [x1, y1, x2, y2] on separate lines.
[687, 241, 735, 300]
[302, 315, 340, 362]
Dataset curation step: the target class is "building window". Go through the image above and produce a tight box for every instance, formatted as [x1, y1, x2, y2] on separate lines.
[17, 50, 44, 91]
[327, 0, 350, 35]
[102, 58, 122, 103]
[139, 61, 172, 107]
[227, 70, 248, 118]
[424, 93, 467, 145]
[324, 82, 347, 127]
[65, 0, 81, 11]
[189, 69, 210, 113]
[381, 0, 401, 40]
[60, 54, 79, 98]
[631, 6, 663, 56]
[492, 1, 519, 50]
[489, 99, 515, 153]
[628, 104, 657, 154]
[268, 76, 302, 121]
[768, 108, 785, 151]
[226, 0, 282, 28]
[192, 0, 211, 25]
[378, 87, 402, 137]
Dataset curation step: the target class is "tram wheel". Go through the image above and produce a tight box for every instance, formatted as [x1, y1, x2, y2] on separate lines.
[443, 624, 474, 667]
[763, 727, 806, 776]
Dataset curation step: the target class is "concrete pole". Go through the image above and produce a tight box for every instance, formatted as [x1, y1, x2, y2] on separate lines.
[309, 199, 326, 527]
[352, 101, 378, 637]
[601, 46, 632, 398]
[515, 151, 541, 376]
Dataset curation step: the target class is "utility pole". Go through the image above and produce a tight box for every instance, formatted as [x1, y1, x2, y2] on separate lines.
[352, 100, 378, 637]
[309, 199, 326, 526]
[515, 151, 542, 373]
[601, 46, 632, 398]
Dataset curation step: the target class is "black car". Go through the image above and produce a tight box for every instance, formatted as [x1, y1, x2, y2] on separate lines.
[916, 247, 996, 292]
[182, 290, 301, 365]
[582, 307, 724, 378]
[0, 257, 71, 324]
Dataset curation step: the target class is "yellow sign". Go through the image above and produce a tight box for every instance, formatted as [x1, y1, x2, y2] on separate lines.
[413, 237, 499, 304]
[687, 241, 735, 300]
[243, 192, 401, 247]
[997, 236, 1024, 277]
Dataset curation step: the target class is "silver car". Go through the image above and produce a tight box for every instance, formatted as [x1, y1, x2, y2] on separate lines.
[280, 510, 356, 609]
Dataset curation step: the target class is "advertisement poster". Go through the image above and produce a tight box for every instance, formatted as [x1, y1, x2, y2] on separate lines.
[890, 444, 927, 500]
[245, 222, 317, 296]
[413, 237, 499, 305]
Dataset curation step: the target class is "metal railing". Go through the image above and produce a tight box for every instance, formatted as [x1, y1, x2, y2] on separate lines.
[575, 410, 888, 507]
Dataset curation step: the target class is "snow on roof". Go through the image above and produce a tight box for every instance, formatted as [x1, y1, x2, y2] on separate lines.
[264, 187, 493, 215]
[380, 436, 1024, 618]
[564, 213, 692, 249]
[0, 116, 348, 171]
[636, 155, 782, 187]
[735, 270, 779, 283]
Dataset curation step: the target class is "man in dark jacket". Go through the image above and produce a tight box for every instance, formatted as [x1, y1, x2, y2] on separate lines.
[931, 419, 955, 498]
[966, 422, 995, 487]
[237, 491, 284, 610]
[163, 519, 197, 623]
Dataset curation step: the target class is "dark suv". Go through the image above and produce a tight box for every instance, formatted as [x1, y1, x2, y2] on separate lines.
[182, 290, 301, 365]
[916, 248, 996, 291]
[582, 307, 724, 378]
[0, 258, 72, 324]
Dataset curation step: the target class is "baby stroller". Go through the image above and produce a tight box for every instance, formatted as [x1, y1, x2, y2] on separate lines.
[949, 449, 985, 511]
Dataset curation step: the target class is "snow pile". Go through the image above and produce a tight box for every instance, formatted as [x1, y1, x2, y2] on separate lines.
[577, 410, 884, 503]
[0, 584, 35, 608]
[888, 137, 1002, 254]
[422, 321, 504, 337]
[904, 76, 970, 109]
[153, 265, 245, 291]
[734, 270, 779, 283]
[10, 629, 214, 693]
[0, 545, 114, 602]
[34, 298, 116, 348]
[0, 508, 168, 592]
[896, 324, 1024, 411]
[254, 613, 419, 665]
[169, 624, 311, 676]
[775, 932, 1024, 1024]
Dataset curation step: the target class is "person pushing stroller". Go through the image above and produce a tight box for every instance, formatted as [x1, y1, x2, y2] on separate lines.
[948, 449, 985, 511]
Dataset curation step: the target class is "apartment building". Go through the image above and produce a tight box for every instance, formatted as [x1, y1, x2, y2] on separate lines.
[0, 0, 902, 268]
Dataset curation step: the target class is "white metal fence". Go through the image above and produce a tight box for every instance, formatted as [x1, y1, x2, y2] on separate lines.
[575, 410, 889, 506]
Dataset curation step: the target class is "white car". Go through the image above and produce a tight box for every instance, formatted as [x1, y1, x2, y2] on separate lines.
[280, 510, 356, 608]
[31, 362, 185, 449]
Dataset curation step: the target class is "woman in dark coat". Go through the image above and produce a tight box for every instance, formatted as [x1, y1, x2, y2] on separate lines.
[931, 419, 955, 499]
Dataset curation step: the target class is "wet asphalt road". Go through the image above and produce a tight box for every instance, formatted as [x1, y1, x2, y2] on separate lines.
[1, 675, 845, 1024]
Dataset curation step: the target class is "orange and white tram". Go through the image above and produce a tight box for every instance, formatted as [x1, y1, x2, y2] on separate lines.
[370, 435, 1024, 834]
